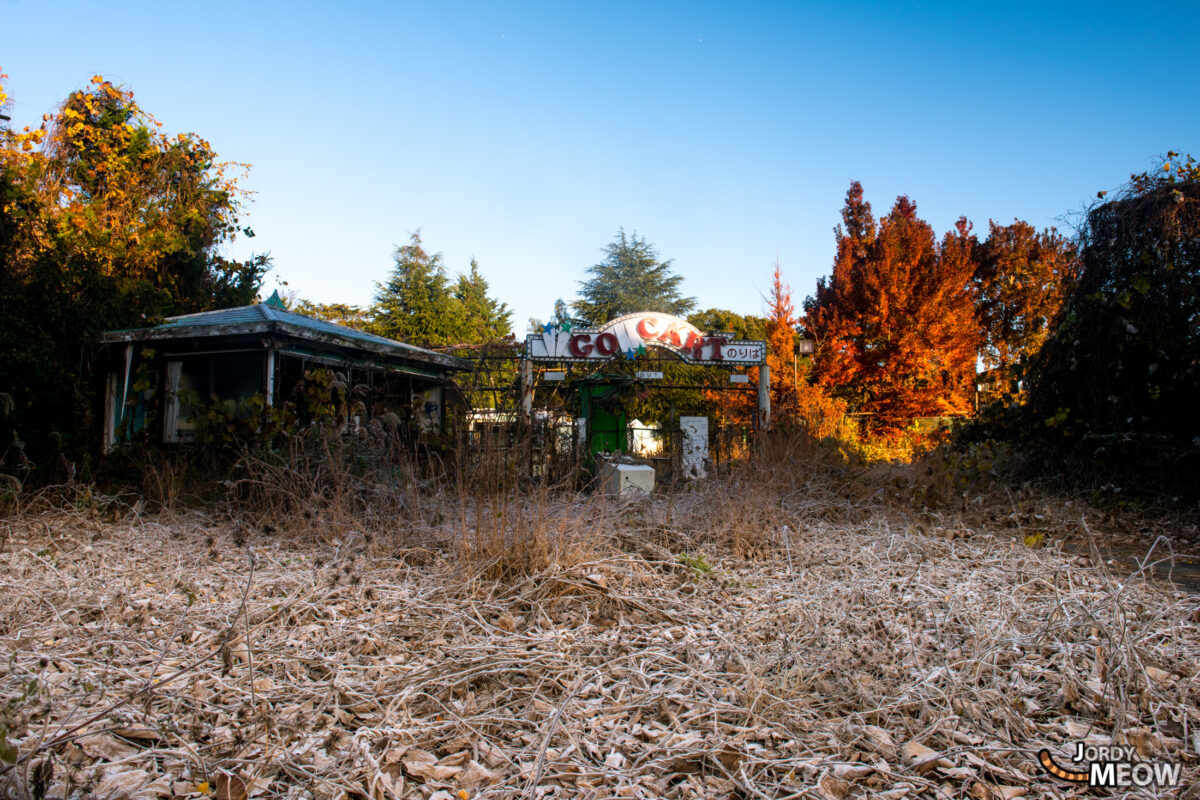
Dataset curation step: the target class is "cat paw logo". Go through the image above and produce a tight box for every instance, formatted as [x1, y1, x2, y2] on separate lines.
[1037, 744, 1182, 789]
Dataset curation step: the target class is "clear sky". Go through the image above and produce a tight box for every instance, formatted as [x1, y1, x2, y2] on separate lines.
[3, 1, 1197, 330]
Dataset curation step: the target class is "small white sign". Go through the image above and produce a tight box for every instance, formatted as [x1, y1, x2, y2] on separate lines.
[730, 374, 750, 384]
[721, 343, 764, 362]
[635, 371, 663, 380]
[543, 371, 566, 381]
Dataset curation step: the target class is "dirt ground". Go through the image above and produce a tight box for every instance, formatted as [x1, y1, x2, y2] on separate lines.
[1, 480, 1198, 800]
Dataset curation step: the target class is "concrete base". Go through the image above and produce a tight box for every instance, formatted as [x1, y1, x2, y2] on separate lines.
[598, 462, 655, 495]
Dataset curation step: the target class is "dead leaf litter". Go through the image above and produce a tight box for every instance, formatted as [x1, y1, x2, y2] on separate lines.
[1, 494, 1197, 799]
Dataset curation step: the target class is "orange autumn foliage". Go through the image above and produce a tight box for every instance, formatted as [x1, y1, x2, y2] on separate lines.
[804, 182, 978, 435]
[710, 264, 848, 438]
[2, 74, 254, 295]
[1, 72, 265, 464]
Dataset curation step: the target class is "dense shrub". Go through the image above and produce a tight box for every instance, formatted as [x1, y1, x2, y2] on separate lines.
[965, 160, 1200, 501]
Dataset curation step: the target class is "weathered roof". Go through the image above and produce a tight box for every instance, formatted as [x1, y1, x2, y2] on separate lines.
[100, 302, 469, 371]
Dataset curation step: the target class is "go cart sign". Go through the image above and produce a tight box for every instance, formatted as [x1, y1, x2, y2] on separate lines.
[526, 312, 766, 366]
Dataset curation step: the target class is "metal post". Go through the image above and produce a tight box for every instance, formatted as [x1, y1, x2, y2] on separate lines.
[758, 364, 771, 431]
[120, 343, 133, 420]
[264, 348, 276, 407]
[520, 358, 533, 420]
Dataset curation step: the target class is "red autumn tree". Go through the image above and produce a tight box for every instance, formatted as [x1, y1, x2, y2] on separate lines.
[935, 217, 985, 409]
[973, 220, 1078, 379]
[804, 182, 979, 433]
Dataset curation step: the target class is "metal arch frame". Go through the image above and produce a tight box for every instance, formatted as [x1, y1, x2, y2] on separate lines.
[519, 351, 771, 430]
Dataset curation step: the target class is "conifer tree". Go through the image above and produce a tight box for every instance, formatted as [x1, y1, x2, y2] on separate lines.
[453, 259, 513, 342]
[373, 232, 460, 347]
[764, 262, 799, 412]
[703, 267, 848, 434]
[805, 181, 876, 405]
[573, 229, 695, 324]
[374, 234, 513, 347]
[805, 183, 979, 432]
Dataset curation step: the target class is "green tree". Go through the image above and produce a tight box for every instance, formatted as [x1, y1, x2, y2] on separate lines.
[373, 231, 461, 347]
[687, 308, 767, 340]
[293, 300, 376, 331]
[373, 232, 513, 347]
[453, 259, 513, 341]
[529, 299, 575, 333]
[572, 228, 695, 324]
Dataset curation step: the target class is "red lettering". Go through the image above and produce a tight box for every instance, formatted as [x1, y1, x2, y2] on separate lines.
[636, 316, 660, 339]
[595, 332, 619, 356]
[681, 330, 700, 353]
[706, 336, 728, 361]
[569, 334, 594, 357]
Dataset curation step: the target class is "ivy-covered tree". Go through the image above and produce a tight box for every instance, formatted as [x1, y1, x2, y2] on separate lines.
[1024, 153, 1199, 482]
[0, 73, 266, 471]
[572, 229, 695, 324]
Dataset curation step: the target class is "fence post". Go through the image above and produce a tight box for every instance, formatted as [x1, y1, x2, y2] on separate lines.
[520, 358, 533, 421]
[757, 364, 771, 431]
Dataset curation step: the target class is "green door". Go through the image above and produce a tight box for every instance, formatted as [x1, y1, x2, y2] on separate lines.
[580, 384, 627, 456]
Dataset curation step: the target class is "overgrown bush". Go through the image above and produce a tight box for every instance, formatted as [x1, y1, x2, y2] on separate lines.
[963, 156, 1200, 502]
[0, 75, 266, 480]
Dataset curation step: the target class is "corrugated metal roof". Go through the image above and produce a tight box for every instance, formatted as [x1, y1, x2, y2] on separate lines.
[101, 303, 468, 370]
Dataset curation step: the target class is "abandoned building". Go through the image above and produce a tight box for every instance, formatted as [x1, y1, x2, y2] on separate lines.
[97, 293, 468, 450]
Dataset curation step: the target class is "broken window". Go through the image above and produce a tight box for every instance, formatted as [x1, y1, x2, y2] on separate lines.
[168, 352, 264, 442]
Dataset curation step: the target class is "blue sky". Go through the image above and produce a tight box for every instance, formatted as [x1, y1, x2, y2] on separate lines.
[3, 1, 1196, 330]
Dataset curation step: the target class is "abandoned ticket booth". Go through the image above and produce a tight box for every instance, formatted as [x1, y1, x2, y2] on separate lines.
[98, 293, 468, 449]
[522, 312, 768, 482]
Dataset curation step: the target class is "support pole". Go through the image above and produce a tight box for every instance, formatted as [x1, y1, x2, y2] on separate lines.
[264, 348, 276, 407]
[520, 358, 534, 421]
[119, 343, 133, 421]
[757, 364, 771, 431]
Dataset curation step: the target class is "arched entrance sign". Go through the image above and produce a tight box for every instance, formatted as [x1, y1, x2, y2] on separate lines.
[525, 312, 766, 366]
[522, 312, 771, 431]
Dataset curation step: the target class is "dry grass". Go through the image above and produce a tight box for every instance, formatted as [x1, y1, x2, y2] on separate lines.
[1, 447, 1198, 799]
